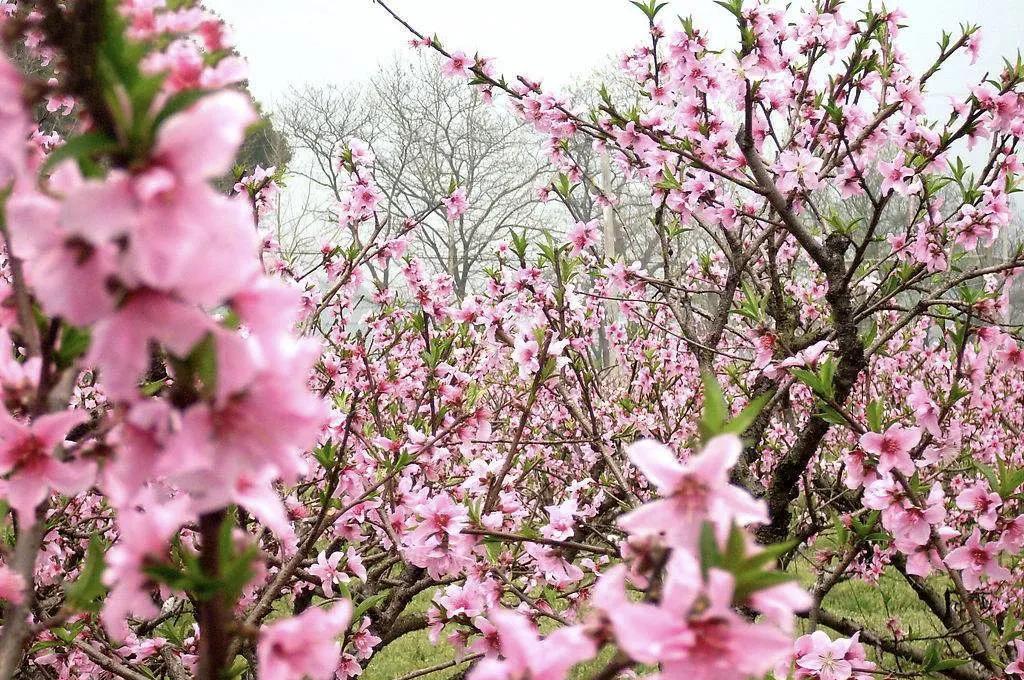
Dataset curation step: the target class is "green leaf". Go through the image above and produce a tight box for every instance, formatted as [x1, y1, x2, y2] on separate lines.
[56, 325, 91, 370]
[741, 539, 798, 572]
[352, 593, 386, 621]
[152, 88, 211, 131]
[997, 462, 1024, 499]
[790, 368, 824, 396]
[215, 511, 259, 602]
[509, 230, 529, 260]
[542, 586, 559, 609]
[976, 463, 999, 492]
[713, 0, 744, 20]
[484, 539, 502, 563]
[41, 132, 119, 176]
[66, 536, 107, 612]
[697, 521, 721, 577]
[790, 361, 836, 399]
[144, 562, 191, 592]
[733, 570, 797, 601]
[699, 372, 729, 440]
[722, 392, 770, 436]
[816, 404, 848, 427]
[724, 524, 746, 564]
[225, 655, 249, 680]
[866, 399, 884, 432]
[921, 642, 940, 671]
[184, 333, 218, 399]
[336, 580, 352, 602]
[313, 442, 337, 468]
[141, 379, 166, 397]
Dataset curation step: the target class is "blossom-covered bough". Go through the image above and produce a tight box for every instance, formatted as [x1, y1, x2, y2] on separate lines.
[0, 0, 1019, 679]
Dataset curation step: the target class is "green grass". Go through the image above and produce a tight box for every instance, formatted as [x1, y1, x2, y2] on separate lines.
[789, 551, 942, 639]
[815, 570, 942, 637]
[361, 591, 462, 680]
[363, 631, 462, 680]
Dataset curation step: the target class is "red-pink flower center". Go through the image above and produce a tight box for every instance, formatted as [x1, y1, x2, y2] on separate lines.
[879, 436, 901, 457]
[672, 476, 710, 514]
[969, 547, 990, 568]
[687, 618, 733, 659]
[8, 435, 48, 472]
[430, 511, 452, 533]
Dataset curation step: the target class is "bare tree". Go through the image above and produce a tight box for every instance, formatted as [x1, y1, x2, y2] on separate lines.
[273, 84, 375, 262]
[277, 54, 546, 297]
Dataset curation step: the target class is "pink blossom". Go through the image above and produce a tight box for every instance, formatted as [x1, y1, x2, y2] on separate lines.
[765, 340, 830, 379]
[858, 425, 921, 477]
[435, 579, 487, 620]
[776, 150, 823, 193]
[1000, 515, 1024, 552]
[863, 475, 902, 511]
[0, 408, 91, 521]
[619, 435, 767, 548]
[944, 528, 1010, 590]
[5, 185, 122, 326]
[955, 482, 1001, 531]
[309, 547, 366, 598]
[442, 51, 473, 78]
[257, 602, 352, 680]
[566, 219, 600, 255]
[468, 609, 595, 680]
[524, 542, 583, 587]
[886, 483, 945, 548]
[997, 339, 1024, 370]
[443, 187, 468, 221]
[406, 494, 469, 549]
[595, 553, 793, 680]
[793, 631, 875, 680]
[350, 617, 381, 660]
[1006, 639, 1024, 676]
[87, 291, 212, 401]
[877, 158, 920, 196]
[103, 493, 193, 640]
[748, 581, 813, 633]
[908, 382, 941, 436]
[841, 448, 877, 490]
[967, 30, 982, 65]
[0, 565, 25, 605]
[513, 337, 540, 380]
[122, 91, 260, 302]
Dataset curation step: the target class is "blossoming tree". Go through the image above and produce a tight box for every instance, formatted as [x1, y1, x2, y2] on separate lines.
[0, 1, 1019, 680]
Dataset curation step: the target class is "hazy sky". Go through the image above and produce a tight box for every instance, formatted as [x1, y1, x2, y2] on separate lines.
[206, 0, 1024, 106]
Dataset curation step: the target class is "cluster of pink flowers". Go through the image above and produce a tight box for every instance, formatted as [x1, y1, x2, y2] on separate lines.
[0, 1, 331, 676]
[5, 85, 328, 637]
[417, 0, 1024, 676]
[590, 437, 809, 679]
[791, 631, 876, 680]
[450, 435, 810, 680]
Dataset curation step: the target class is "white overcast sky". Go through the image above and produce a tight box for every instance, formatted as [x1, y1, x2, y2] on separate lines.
[207, 0, 1023, 106]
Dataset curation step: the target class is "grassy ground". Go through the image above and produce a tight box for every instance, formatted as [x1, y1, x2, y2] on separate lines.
[361, 591, 459, 680]
[788, 551, 943, 638]
[362, 552, 940, 680]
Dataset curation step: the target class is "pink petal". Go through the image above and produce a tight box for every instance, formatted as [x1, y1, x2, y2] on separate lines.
[626, 439, 684, 492]
[155, 90, 257, 180]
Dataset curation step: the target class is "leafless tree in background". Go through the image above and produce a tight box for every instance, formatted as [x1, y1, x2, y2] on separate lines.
[274, 84, 375, 263]
[277, 54, 546, 297]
